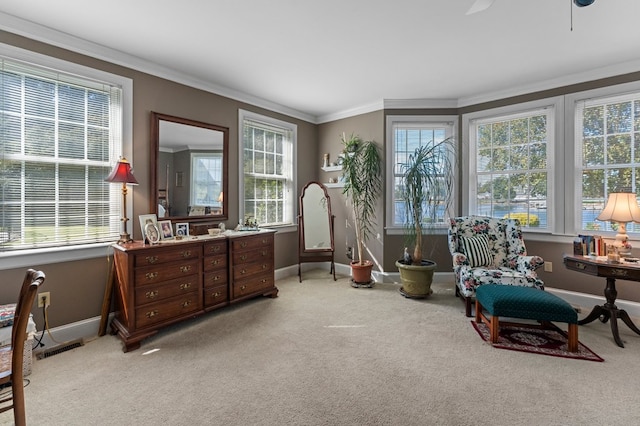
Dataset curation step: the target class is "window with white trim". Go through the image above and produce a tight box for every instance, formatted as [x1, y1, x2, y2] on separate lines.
[0, 55, 124, 251]
[239, 110, 295, 227]
[191, 152, 223, 210]
[468, 107, 554, 230]
[576, 92, 640, 233]
[386, 116, 457, 230]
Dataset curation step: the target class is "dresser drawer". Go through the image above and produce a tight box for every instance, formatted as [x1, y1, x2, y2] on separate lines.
[135, 274, 199, 306]
[134, 247, 200, 266]
[232, 246, 272, 265]
[134, 258, 200, 285]
[204, 254, 227, 272]
[135, 292, 200, 328]
[204, 240, 227, 256]
[204, 284, 228, 308]
[233, 272, 274, 298]
[231, 234, 274, 253]
[233, 258, 273, 280]
[204, 270, 227, 288]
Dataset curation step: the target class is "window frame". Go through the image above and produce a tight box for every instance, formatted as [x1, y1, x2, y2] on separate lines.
[385, 115, 458, 234]
[0, 43, 132, 269]
[238, 109, 297, 230]
[464, 101, 558, 233]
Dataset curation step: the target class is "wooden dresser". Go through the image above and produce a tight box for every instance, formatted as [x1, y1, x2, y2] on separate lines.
[111, 230, 277, 352]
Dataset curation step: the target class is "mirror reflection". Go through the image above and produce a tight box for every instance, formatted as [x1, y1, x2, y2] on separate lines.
[151, 112, 229, 221]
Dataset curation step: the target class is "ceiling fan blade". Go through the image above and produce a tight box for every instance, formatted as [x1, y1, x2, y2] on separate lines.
[466, 0, 495, 15]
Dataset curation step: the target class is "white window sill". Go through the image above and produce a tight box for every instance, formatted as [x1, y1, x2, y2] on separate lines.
[0, 242, 113, 271]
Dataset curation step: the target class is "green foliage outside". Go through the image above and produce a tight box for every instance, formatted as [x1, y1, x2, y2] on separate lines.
[502, 213, 539, 227]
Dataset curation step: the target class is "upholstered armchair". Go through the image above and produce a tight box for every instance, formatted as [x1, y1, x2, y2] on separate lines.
[447, 216, 544, 317]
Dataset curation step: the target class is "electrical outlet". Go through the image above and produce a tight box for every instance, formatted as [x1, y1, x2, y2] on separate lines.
[38, 292, 51, 308]
[544, 261, 553, 272]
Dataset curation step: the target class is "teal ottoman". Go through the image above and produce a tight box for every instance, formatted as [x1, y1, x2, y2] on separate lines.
[475, 284, 578, 352]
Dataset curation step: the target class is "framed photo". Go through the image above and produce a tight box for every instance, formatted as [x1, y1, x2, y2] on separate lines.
[159, 220, 174, 239]
[176, 222, 189, 237]
[139, 214, 158, 241]
[175, 171, 183, 187]
[144, 222, 160, 245]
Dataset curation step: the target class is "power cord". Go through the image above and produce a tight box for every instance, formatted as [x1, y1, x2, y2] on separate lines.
[32, 305, 47, 350]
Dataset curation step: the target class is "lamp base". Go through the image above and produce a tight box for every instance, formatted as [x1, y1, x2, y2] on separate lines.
[117, 232, 133, 244]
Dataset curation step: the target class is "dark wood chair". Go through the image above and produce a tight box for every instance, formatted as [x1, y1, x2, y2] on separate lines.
[0, 269, 46, 426]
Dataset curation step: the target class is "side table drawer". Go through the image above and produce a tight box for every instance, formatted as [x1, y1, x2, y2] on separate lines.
[134, 259, 200, 285]
[204, 254, 227, 272]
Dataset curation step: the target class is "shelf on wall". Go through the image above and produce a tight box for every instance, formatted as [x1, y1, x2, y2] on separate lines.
[324, 182, 344, 188]
[321, 165, 342, 172]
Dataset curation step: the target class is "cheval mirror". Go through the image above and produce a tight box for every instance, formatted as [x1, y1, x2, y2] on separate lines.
[298, 181, 336, 282]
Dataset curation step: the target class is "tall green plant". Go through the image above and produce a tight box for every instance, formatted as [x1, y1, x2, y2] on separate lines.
[398, 137, 455, 265]
[341, 133, 382, 266]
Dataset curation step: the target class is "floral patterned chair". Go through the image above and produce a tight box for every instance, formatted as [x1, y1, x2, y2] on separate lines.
[447, 216, 544, 316]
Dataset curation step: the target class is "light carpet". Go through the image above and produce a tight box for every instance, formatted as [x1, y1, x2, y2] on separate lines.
[5, 269, 640, 425]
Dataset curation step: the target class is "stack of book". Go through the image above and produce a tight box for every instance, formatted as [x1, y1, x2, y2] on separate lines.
[574, 234, 607, 256]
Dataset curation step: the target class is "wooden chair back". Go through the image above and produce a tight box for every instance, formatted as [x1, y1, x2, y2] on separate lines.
[0, 269, 46, 426]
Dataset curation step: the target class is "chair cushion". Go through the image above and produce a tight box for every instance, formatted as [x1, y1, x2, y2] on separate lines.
[476, 284, 577, 324]
[0, 304, 16, 328]
[459, 234, 492, 267]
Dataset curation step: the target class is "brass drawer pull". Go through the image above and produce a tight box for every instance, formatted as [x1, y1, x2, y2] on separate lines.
[261, 279, 267, 283]
[241, 269, 247, 274]
[262, 264, 267, 269]
[180, 282, 192, 290]
[262, 238, 267, 244]
[240, 255, 247, 261]
[262, 250, 267, 256]
[240, 242, 247, 248]
[212, 292, 221, 298]
[181, 250, 192, 258]
[145, 272, 158, 280]
[145, 290, 159, 299]
[145, 256, 158, 264]
[146, 310, 159, 319]
[182, 300, 191, 308]
[240, 285, 246, 290]
[212, 246, 221, 253]
[180, 265, 192, 273]
[213, 275, 221, 281]
[211, 259, 220, 266]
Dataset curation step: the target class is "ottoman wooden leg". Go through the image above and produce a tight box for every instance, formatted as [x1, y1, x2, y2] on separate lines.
[475, 299, 482, 323]
[489, 315, 500, 343]
[567, 323, 578, 352]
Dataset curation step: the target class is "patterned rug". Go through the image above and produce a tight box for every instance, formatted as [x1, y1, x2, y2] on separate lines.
[471, 321, 604, 362]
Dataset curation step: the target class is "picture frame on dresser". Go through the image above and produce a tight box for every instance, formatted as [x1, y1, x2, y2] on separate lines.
[139, 214, 158, 241]
[176, 222, 189, 237]
[159, 220, 174, 239]
[144, 222, 160, 244]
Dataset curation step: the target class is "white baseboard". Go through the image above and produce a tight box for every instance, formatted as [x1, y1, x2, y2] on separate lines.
[38, 265, 640, 350]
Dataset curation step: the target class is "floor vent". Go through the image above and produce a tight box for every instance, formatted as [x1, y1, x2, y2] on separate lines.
[36, 339, 84, 359]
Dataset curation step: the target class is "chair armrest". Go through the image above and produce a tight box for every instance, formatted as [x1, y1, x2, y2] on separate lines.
[515, 255, 544, 272]
[452, 251, 469, 266]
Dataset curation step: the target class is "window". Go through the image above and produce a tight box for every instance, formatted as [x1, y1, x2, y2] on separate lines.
[386, 116, 457, 230]
[0, 54, 125, 252]
[239, 110, 296, 227]
[191, 152, 223, 212]
[467, 106, 554, 231]
[576, 92, 640, 233]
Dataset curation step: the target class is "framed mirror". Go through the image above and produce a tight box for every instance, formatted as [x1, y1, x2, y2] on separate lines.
[151, 112, 229, 222]
[298, 181, 336, 282]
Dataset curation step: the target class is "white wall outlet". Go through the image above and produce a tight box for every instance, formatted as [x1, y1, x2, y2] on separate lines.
[38, 292, 51, 308]
[544, 261, 553, 272]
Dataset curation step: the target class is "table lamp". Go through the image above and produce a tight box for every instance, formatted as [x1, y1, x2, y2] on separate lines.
[596, 192, 640, 256]
[105, 157, 139, 244]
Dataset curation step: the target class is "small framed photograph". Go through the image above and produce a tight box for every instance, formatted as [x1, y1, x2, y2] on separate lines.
[144, 222, 160, 245]
[175, 171, 183, 187]
[159, 220, 174, 240]
[139, 214, 158, 240]
[176, 222, 189, 237]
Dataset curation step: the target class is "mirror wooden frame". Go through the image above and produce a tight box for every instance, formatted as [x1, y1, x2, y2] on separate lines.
[298, 181, 336, 282]
[150, 112, 229, 223]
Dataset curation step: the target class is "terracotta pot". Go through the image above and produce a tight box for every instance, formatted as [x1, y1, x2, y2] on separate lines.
[350, 260, 374, 286]
[395, 259, 436, 298]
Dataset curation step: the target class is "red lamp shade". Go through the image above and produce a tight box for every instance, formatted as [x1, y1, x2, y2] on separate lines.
[105, 157, 139, 185]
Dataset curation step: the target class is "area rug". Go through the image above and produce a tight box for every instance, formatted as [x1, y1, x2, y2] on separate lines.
[471, 321, 604, 362]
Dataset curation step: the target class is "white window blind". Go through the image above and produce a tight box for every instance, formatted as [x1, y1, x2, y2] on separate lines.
[0, 56, 123, 251]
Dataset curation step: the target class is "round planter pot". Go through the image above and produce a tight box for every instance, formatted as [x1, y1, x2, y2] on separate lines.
[350, 260, 374, 288]
[395, 259, 436, 298]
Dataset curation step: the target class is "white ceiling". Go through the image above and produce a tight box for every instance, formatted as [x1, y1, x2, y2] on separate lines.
[1, 0, 640, 123]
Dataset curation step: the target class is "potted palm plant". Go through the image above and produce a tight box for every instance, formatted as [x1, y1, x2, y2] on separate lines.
[395, 137, 455, 298]
[340, 133, 382, 287]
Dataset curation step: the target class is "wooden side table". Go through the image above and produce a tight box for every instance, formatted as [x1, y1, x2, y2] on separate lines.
[563, 254, 640, 347]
